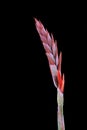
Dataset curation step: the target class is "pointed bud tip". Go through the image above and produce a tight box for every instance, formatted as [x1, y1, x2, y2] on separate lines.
[33, 17, 37, 22]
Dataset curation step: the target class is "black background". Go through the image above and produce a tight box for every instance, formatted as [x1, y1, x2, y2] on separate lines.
[2, 3, 87, 130]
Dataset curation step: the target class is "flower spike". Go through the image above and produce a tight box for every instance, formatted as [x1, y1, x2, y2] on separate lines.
[34, 18, 65, 130]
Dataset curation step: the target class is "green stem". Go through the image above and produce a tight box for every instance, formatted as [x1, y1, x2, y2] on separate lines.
[57, 89, 65, 130]
[58, 105, 65, 130]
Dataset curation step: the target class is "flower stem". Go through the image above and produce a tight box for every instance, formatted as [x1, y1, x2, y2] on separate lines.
[58, 105, 65, 130]
[57, 89, 65, 130]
